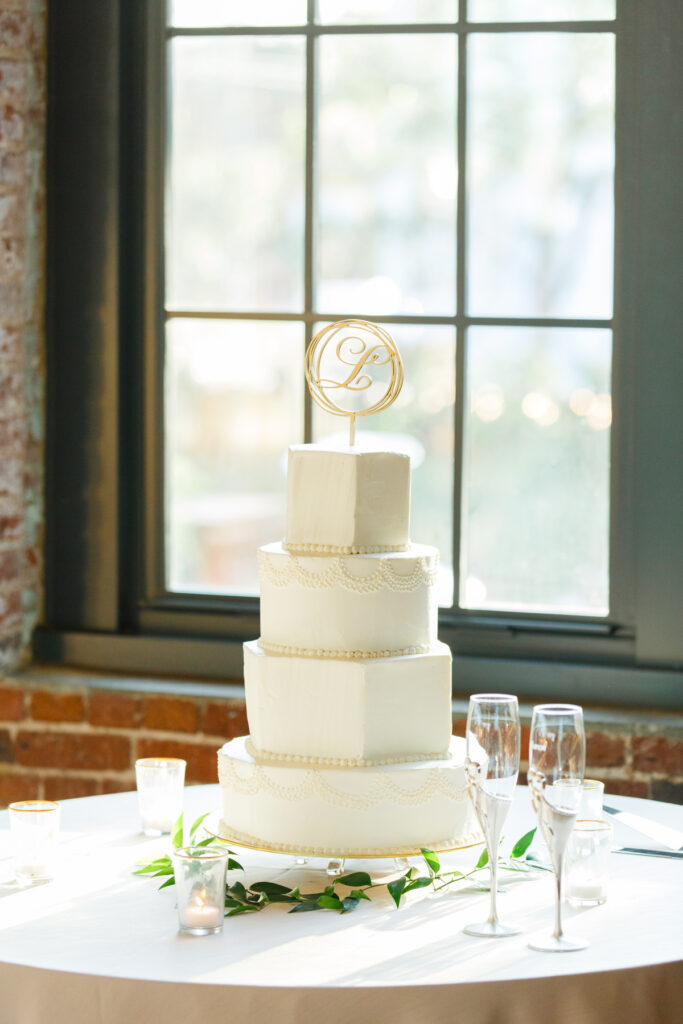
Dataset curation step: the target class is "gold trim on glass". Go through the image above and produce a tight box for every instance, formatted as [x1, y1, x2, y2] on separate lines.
[8, 800, 60, 813]
[135, 758, 187, 768]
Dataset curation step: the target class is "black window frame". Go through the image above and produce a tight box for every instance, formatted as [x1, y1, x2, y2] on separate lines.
[40, 0, 683, 708]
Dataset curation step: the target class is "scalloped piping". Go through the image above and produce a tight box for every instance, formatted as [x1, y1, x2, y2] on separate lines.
[257, 639, 430, 660]
[283, 541, 409, 555]
[218, 752, 468, 809]
[245, 736, 450, 769]
[258, 549, 439, 593]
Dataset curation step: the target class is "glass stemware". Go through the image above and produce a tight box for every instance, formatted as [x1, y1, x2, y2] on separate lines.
[464, 693, 521, 938]
[528, 703, 587, 952]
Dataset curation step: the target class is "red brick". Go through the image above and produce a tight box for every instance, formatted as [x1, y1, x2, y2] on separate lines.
[0, 727, 13, 761]
[144, 697, 198, 734]
[586, 731, 626, 768]
[16, 730, 131, 771]
[0, 10, 28, 52]
[632, 736, 683, 776]
[0, 513, 22, 540]
[43, 776, 98, 801]
[200, 702, 248, 738]
[136, 739, 218, 784]
[603, 778, 649, 799]
[521, 724, 531, 757]
[30, 690, 84, 723]
[0, 771, 40, 807]
[0, 548, 19, 579]
[451, 716, 466, 738]
[101, 777, 136, 795]
[0, 684, 24, 720]
[88, 693, 142, 729]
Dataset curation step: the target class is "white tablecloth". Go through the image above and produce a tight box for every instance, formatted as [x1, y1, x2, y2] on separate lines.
[0, 786, 681, 1024]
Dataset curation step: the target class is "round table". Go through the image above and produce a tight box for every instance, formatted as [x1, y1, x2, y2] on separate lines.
[0, 786, 681, 1024]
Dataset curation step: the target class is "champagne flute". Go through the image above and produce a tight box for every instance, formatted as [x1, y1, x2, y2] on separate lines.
[464, 693, 521, 938]
[528, 703, 587, 953]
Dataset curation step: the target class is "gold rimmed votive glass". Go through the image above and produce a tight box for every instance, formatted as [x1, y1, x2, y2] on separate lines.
[9, 800, 60, 886]
[173, 846, 229, 935]
[135, 757, 186, 836]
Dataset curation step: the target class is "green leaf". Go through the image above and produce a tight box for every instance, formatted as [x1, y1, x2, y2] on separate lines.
[511, 828, 537, 859]
[289, 902, 321, 913]
[387, 877, 407, 909]
[158, 876, 175, 890]
[227, 858, 243, 872]
[134, 857, 172, 875]
[336, 872, 373, 888]
[317, 894, 343, 911]
[349, 889, 372, 902]
[250, 882, 295, 896]
[403, 877, 433, 894]
[474, 848, 489, 869]
[189, 811, 211, 838]
[226, 904, 257, 916]
[171, 814, 184, 850]
[421, 849, 441, 874]
[341, 896, 360, 913]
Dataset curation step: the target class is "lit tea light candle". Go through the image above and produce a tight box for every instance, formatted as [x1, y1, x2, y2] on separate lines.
[181, 889, 222, 932]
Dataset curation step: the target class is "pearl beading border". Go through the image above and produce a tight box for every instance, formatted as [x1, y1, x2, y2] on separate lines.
[257, 639, 430, 660]
[283, 541, 409, 555]
[245, 736, 450, 769]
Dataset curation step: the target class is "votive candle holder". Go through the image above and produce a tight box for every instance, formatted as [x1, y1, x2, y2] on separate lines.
[173, 846, 229, 935]
[135, 757, 186, 836]
[9, 800, 61, 886]
[565, 819, 613, 907]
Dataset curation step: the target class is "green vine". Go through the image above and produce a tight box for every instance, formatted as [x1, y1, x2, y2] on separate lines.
[134, 814, 545, 916]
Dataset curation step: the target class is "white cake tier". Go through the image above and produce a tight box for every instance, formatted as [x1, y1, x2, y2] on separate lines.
[244, 640, 452, 766]
[285, 445, 410, 554]
[258, 542, 439, 657]
[217, 736, 481, 857]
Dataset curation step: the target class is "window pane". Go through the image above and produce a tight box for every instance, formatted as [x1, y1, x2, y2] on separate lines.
[461, 327, 611, 615]
[167, 37, 305, 312]
[168, 1, 306, 27]
[467, 33, 614, 318]
[165, 320, 305, 595]
[469, 0, 615, 20]
[317, 34, 457, 316]
[318, 1, 456, 23]
[312, 323, 455, 606]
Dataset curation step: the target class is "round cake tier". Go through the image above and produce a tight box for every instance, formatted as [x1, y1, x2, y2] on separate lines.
[217, 736, 480, 858]
[257, 542, 439, 658]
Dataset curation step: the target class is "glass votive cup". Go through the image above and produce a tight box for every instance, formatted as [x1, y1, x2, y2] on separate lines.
[135, 757, 186, 836]
[580, 779, 605, 818]
[565, 819, 613, 907]
[173, 846, 229, 935]
[9, 800, 61, 886]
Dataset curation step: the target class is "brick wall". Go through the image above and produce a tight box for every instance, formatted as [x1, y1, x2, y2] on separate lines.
[0, 0, 46, 670]
[1, 669, 681, 808]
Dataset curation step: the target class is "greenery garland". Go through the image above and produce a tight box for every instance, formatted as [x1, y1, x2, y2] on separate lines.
[135, 813, 547, 917]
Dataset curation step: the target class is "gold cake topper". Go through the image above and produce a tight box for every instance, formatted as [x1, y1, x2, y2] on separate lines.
[305, 320, 404, 445]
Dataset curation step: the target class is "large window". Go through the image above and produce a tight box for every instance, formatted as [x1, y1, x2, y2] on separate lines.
[42, 0, 683, 705]
[163, 1, 615, 621]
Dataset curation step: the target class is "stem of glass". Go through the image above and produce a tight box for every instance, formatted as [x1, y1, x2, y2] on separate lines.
[488, 841, 499, 925]
[553, 853, 564, 940]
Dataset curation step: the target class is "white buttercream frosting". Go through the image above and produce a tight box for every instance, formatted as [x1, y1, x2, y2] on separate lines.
[285, 445, 410, 552]
[258, 543, 439, 655]
[217, 736, 480, 856]
[244, 640, 453, 764]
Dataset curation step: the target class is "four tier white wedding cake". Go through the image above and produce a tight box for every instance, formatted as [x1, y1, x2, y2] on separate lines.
[217, 443, 480, 857]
